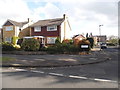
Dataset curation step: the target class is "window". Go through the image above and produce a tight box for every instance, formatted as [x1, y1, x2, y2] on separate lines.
[47, 25, 57, 31]
[47, 37, 57, 44]
[34, 26, 41, 32]
[5, 37, 12, 42]
[5, 26, 13, 31]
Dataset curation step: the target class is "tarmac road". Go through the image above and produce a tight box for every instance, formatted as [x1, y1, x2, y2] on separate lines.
[2, 47, 119, 88]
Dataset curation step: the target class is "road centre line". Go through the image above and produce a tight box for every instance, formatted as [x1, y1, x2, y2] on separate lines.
[30, 70, 44, 74]
[93, 78, 117, 83]
[49, 73, 64, 76]
[9, 68, 117, 83]
[69, 75, 88, 79]
[14, 69, 28, 71]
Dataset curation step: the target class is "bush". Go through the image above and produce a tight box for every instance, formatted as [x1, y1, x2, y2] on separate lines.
[1, 42, 16, 51]
[62, 39, 73, 45]
[47, 43, 79, 54]
[21, 38, 40, 51]
[12, 36, 19, 45]
[55, 37, 61, 44]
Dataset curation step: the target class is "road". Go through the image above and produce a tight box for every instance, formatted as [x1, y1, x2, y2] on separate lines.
[2, 47, 119, 88]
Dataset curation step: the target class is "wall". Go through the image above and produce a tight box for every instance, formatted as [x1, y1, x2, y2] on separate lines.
[2, 25, 15, 42]
[60, 18, 71, 42]
[31, 26, 60, 37]
[18, 27, 30, 38]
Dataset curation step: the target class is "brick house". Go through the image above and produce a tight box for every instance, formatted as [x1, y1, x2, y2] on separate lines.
[29, 14, 71, 45]
[72, 34, 85, 46]
[2, 19, 33, 43]
[93, 35, 107, 45]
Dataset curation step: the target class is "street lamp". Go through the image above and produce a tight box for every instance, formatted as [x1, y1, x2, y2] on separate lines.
[98, 24, 103, 50]
[99, 24, 103, 36]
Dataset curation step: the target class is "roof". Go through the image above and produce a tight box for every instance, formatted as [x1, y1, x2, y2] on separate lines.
[73, 34, 85, 39]
[93, 35, 106, 37]
[3, 19, 28, 27]
[30, 18, 64, 27]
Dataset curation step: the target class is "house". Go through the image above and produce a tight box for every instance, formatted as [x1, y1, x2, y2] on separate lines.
[0, 28, 3, 42]
[93, 35, 107, 45]
[2, 18, 33, 43]
[73, 34, 85, 41]
[29, 14, 72, 45]
[72, 34, 85, 46]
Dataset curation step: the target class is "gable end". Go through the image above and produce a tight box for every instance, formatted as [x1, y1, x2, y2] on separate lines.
[3, 21, 14, 26]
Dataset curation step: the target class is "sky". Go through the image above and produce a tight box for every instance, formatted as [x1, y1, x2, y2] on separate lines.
[0, 0, 119, 38]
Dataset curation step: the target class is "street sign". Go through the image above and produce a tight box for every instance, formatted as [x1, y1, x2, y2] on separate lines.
[81, 45, 89, 48]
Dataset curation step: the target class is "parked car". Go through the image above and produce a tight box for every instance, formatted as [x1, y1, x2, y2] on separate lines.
[101, 43, 107, 49]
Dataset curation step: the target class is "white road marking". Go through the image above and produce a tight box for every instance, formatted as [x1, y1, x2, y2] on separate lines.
[14, 69, 28, 71]
[5, 68, 117, 83]
[69, 75, 87, 79]
[93, 78, 117, 83]
[49, 73, 64, 76]
[30, 70, 44, 74]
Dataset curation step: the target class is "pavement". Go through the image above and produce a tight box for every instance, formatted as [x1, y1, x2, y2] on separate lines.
[2, 48, 111, 67]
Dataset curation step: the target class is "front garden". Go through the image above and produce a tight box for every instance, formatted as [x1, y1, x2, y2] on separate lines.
[1, 37, 94, 55]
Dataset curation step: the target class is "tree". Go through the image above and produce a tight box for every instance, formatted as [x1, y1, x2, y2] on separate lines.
[12, 36, 19, 45]
[86, 33, 88, 38]
[86, 37, 94, 48]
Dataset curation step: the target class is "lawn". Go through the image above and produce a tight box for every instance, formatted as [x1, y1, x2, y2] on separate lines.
[0, 56, 16, 62]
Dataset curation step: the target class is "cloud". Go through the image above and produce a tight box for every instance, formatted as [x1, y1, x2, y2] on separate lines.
[0, 0, 32, 26]
[0, 0, 118, 37]
[33, 3, 62, 19]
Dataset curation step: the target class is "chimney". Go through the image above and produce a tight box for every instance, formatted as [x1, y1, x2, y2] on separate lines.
[28, 18, 30, 22]
[63, 14, 66, 19]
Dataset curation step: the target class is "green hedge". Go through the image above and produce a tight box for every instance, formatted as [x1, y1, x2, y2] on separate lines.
[46, 43, 79, 54]
[21, 38, 40, 51]
[1, 42, 16, 51]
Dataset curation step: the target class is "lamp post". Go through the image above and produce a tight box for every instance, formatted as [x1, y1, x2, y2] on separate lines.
[99, 24, 103, 36]
[99, 24, 103, 50]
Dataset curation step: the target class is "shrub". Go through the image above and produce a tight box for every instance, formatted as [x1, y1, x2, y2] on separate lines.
[55, 37, 61, 44]
[62, 39, 73, 45]
[12, 36, 19, 45]
[21, 38, 40, 51]
[47, 43, 79, 54]
[1, 42, 16, 51]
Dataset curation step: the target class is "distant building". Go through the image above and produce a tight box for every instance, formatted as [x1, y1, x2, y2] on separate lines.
[73, 34, 85, 41]
[93, 35, 107, 45]
[72, 34, 85, 46]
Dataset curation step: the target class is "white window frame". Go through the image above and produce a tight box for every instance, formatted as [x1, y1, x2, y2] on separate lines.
[47, 37, 57, 44]
[47, 25, 57, 31]
[5, 26, 13, 31]
[34, 26, 41, 32]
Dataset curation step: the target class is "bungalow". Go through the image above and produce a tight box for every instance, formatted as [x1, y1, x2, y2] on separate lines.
[2, 18, 33, 43]
[29, 14, 72, 45]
